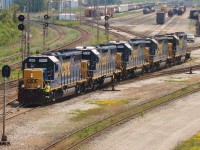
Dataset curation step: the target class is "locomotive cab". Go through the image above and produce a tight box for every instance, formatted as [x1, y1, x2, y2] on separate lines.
[18, 56, 60, 105]
[130, 38, 158, 62]
[76, 46, 101, 78]
[166, 34, 180, 57]
[109, 41, 133, 69]
[175, 32, 189, 59]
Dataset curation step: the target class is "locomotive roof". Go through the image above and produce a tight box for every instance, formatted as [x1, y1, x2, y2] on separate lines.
[47, 50, 82, 57]
[23, 55, 59, 63]
[166, 34, 179, 40]
[75, 46, 100, 56]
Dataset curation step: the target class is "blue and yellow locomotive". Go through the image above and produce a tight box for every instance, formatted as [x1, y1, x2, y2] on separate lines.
[18, 32, 190, 105]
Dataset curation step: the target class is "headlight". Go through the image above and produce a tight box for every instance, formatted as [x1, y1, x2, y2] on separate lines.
[21, 85, 25, 88]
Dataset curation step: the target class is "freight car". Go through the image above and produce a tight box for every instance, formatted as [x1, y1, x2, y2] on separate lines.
[177, 6, 186, 16]
[118, 4, 129, 13]
[156, 12, 165, 24]
[143, 7, 155, 14]
[168, 9, 174, 17]
[173, 8, 178, 14]
[161, 5, 168, 13]
[190, 10, 200, 19]
[18, 33, 190, 105]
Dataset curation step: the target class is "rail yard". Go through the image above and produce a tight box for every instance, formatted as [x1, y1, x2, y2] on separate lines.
[0, 1, 200, 150]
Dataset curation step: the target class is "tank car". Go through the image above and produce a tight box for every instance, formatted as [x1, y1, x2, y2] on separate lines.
[178, 8, 184, 15]
[173, 8, 178, 14]
[143, 8, 150, 14]
[168, 9, 174, 17]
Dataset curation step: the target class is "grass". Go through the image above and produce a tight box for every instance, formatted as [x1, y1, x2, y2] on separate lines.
[85, 99, 130, 106]
[0, 69, 22, 82]
[162, 76, 187, 83]
[114, 10, 141, 18]
[69, 99, 129, 121]
[174, 132, 200, 150]
[50, 82, 200, 150]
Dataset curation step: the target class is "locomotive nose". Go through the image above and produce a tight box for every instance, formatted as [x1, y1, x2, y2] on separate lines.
[24, 69, 44, 89]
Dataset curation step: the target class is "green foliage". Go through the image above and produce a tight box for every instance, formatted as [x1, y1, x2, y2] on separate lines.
[0, 9, 19, 46]
[14, 0, 45, 12]
[87, 0, 122, 5]
[174, 132, 200, 150]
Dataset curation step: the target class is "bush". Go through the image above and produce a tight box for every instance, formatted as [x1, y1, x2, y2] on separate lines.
[0, 10, 19, 46]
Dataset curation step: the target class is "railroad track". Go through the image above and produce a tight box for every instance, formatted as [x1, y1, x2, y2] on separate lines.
[51, 26, 90, 50]
[43, 74, 200, 150]
[1, 63, 199, 125]
[0, 22, 65, 65]
[0, 104, 42, 124]
[0, 23, 91, 71]
[120, 64, 200, 85]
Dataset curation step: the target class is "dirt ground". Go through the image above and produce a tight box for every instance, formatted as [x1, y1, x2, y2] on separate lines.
[0, 54, 200, 150]
[81, 91, 200, 150]
[0, 7, 200, 150]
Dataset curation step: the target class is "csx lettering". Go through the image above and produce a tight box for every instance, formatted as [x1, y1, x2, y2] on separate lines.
[27, 79, 38, 83]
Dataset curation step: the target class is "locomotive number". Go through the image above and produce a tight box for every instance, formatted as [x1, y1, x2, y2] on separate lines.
[29, 59, 35, 62]
[83, 52, 90, 55]
[27, 79, 38, 83]
[39, 59, 48, 62]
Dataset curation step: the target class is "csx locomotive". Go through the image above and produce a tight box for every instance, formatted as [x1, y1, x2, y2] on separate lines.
[18, 32, 190, 105]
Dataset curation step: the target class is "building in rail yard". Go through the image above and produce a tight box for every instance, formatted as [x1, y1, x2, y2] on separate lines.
[59, 0, 80, 14]
[183, 0, 193, 6]
[0, 0, 13, 9]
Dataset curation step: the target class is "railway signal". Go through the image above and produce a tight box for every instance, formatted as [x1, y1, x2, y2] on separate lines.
[43, 14, 49, 51]
[18, 15, 26, 61]
[104, 15, 109, 42]
[0, 65, 11, 146]
[18, 15, 25, 31]
[44, 14, 49, 20]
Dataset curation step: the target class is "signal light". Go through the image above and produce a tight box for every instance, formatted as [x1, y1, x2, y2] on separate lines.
[18, 15, 25, 22]
[104, 23, 109, 28]
[44, 15, 49, 19]
[44, 22, 48, 27]
[104, 15, 109, 20]
[18, 24, 25, 31]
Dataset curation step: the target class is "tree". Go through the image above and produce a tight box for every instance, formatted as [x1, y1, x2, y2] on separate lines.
[86, 0, 122, 6]
[13, 0, 45, 12]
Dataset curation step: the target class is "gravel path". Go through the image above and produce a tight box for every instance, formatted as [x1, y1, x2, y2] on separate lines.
[81, 91, 200, 150]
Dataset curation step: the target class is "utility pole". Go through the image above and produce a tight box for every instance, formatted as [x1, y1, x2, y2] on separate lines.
[69, 0, 71, 21]
[96, 0, 99, 44]
[47, 0, 49, 36]
[104, 0, 107, 35]
[79, 0, 82, 25]
[27, 0, 30, 57]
